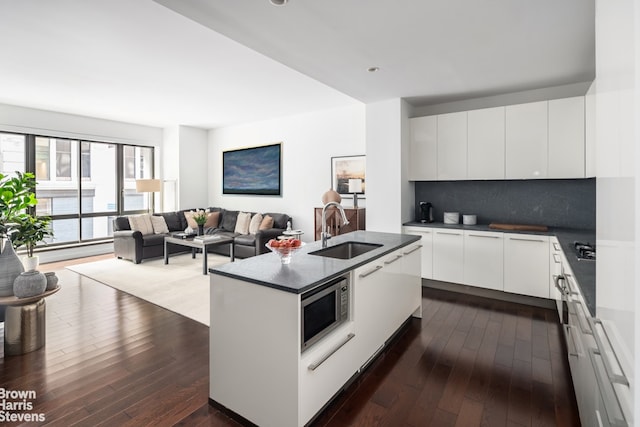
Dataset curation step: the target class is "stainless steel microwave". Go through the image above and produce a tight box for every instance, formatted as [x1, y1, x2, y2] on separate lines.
[301, 275, 349, 352]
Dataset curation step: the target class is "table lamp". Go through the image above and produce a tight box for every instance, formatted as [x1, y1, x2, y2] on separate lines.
[348, 178, 363, 208]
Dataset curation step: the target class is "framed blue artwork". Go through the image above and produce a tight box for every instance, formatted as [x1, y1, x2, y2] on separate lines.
[223, 143, 282, 195]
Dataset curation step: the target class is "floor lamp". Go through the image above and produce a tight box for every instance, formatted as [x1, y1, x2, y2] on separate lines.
[135, 179, 161, 213]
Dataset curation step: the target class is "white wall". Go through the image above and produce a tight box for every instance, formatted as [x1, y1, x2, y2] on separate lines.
[177, 125, 208, 209]
[365, 98, 407, 233]
[592, 0, 638, 423]
[208, 105, 365, 241]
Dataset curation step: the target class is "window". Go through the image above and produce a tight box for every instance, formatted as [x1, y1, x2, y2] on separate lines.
[0, 133, 26, 175]
[7, 132, 155, 248]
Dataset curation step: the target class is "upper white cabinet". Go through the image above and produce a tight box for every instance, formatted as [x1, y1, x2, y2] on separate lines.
[505, 101, 548, 179]
[467, 107, 505, 180]
[409, 96, 586, 181]
[408, 116, 437, 180]
[548, 96, 585, 178]
[437, 112, 467, 180]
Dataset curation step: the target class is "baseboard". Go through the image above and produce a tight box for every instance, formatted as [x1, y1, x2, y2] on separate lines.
[422, 279, 556, 311]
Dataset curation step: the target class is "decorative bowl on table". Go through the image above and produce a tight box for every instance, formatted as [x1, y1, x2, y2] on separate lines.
[266, 239, 305, 264]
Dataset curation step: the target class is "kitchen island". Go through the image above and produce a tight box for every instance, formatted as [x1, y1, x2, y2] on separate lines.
[208, 230, 422, 427]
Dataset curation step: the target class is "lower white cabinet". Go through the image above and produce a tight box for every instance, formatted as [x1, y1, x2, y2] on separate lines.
[433, 229, 464, 283]
[463, 230, 504, 291]
[504, 233, 550, 298]
[353, 245, 422, 367]
[402, 226, 433, 279]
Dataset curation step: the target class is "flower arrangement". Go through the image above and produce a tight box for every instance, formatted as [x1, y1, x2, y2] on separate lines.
[193, 210, 208, 226]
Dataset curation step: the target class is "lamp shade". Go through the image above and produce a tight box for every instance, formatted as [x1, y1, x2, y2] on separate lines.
[348, 178, 363, 193]
[135, 179, 161, 193]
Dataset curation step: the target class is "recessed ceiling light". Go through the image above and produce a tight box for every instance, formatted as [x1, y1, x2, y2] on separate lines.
[367, 67, 380, 73]
[270, 0, 288, 5]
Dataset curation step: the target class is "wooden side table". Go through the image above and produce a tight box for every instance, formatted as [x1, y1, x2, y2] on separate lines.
[0, 286, 60, 356]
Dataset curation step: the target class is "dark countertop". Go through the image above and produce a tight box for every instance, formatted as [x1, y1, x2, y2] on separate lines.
[210, 230, 420, 294]
[404, 221, 596, 316]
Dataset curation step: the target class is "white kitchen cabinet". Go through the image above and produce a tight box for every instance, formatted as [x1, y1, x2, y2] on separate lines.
[463, 230, 503, 291]
[505, 101, 548, 179]
[433, 229, 464, 284]
[467, 106, 505, 179]
[403, 226, 433, 279]
[408, 116, 437, 180]
[548, 96, 585, 178]
[437, 112, 467, 180]
[503, 233, 550, 298]
[353, 246, 421, 368]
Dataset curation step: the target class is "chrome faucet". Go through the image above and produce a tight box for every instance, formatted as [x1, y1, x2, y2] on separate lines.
[321, 201, 350, 248]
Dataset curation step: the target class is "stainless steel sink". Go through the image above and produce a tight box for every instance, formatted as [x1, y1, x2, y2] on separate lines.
[309, 241, 382, 260]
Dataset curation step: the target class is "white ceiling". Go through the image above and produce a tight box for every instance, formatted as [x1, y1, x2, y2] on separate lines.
[0, 0, 594, 130]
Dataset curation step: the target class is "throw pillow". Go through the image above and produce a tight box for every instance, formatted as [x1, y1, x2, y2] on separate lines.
[248, 213, 263, 235]
[128, 214, 154, 235]
[150, 215, 169, 234]
[259, 214, 274, 230]
[220, 210, 239, 231]
[234, 212, 252, 235]
[205, 211, 220, 228]
[184, 211, 198, 229]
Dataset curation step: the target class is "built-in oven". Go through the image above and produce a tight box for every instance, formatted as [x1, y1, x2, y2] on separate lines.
[301, 275, 349, 352]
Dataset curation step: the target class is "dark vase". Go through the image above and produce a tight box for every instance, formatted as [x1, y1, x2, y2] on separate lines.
[197, 225, 204, 236]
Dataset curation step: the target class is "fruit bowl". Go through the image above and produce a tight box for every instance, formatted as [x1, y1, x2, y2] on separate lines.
[266, 239, 305, 264]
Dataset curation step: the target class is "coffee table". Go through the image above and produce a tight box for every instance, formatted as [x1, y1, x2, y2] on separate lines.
[164, 234, 235, 275]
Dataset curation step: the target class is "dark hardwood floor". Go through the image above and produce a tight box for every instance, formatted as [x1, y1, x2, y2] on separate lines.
[1, 258, 580, 426]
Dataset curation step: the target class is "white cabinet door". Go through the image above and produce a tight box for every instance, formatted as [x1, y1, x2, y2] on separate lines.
[463, 230, 504, 291]
[467, 106, 505, 179]
[548, 96, 585, 178]
[433, 229, 464, 284]
[403, 226, 433, 279]
[437, 111, 467, 180]
[505, 101, 548, 179]
[409, 116, 437, 180]
[504, 233, 550, 298]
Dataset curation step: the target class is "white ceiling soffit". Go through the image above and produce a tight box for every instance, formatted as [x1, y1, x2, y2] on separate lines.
[0, 0, 358, 129]
[154, 0, 595, 106]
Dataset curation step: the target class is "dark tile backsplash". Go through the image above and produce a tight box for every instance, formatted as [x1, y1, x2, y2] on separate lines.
[414, 178, 595, 230]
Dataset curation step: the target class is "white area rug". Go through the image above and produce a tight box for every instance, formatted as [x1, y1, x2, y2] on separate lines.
[66, 253, 231, 326]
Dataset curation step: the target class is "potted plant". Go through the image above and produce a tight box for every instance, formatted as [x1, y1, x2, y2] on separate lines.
[193, 210, 208, 236]
[10, 214, 53, 271]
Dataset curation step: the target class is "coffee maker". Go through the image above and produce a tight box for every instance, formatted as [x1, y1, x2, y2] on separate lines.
[419, 202, 434, 223]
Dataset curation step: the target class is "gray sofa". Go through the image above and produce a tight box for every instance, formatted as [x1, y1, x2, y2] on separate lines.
[112, 208, 291, 264]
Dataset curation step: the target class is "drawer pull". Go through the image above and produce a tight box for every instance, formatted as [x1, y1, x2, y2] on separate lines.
[553, 242, 561, 251]
[436, 231, 462, 236]
[359, 265, 382, 278]
[384, 254, 403, 265]
[589, 348, 628, 426]
[590, 318, 629, 386]
[308, 333, 355, 371]
[553, 253, 561, 263]
[403, 245, 422, 255]
[468, 234, 501, 239]
[509, 237, 545, 243]
[571, 301, 593, 335]
[565, 324, 582, 357]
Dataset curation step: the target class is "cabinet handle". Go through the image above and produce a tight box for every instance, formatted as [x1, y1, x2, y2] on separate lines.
[436, 231, 462, 236]
[359, 265, 383, 278]
[307, 333, 355, 371]
[565, 276, 578, 296]
[589, 348, 628, 426]
[590, 318, 629, 386]
[384, 254, 403, 265]
[565, 324, 582, 357]
[553, 242, 561, 251]
[467, 233, 501, 239]
[509, 237, 545, 243]
[403, 245, 422, 255]
[570, 301, 593, 335]
[553, 253, 561, 264]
